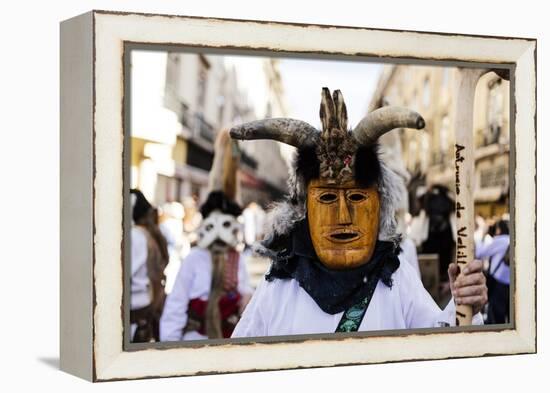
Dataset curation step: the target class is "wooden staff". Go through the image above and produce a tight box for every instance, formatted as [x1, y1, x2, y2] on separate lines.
[453, 67, 489, 326]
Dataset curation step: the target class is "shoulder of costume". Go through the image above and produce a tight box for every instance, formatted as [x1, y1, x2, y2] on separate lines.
[256, 275, 298, 299]
[183, 247, 211, 263]
[392, 254, 417, 285]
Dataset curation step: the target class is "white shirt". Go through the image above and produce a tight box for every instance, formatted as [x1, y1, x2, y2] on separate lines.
[131, 226, 151, 310]
[475, 234, 510, 285]
[400, 237, 421, 278]
[160, 247, 253, 341]
[232, 256, 483, 338]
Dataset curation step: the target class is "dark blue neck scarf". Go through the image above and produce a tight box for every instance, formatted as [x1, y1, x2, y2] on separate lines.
[264, 219, 401, 315]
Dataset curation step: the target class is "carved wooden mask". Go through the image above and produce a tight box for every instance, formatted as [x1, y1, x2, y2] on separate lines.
[307, 179, 380, 270]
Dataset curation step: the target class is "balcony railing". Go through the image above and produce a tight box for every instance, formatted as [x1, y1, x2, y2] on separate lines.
[177, 103, 215, 146]
[194, 113, 215, 143]
[179, 103, 192, 129]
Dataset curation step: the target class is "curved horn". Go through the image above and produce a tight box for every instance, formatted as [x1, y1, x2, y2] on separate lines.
[230, 118, 319, 148]
[352, 107, 425, 146]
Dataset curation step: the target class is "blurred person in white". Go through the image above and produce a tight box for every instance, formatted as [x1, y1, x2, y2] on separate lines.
[130, 189, 169, 342]
[160, 130, 253, 341]
[243, 202, 267, 246]
[476, 218, 510, 324]
[159, 201, 188, 293]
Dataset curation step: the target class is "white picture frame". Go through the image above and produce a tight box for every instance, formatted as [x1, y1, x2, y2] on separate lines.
[60, 10, 536, 381]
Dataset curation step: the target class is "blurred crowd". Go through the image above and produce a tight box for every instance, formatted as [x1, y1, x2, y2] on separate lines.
[402, 184, 510, 325]
[129, 183, 510, 343]
[129, 189, 267, 343]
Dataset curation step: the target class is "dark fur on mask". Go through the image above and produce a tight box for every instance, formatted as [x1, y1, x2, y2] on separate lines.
[255, 143, 402, 259]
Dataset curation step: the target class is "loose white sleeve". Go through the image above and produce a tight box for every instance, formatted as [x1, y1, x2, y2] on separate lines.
[397, 261, 447, 328]
[400, 238, 421, 278]
[231, 278, 267, 338]
[159, 255, 195, 342]
[398, 261, 483, 327]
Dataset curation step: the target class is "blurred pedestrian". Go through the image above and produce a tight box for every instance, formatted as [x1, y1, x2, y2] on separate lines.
[130, 189, 169, 342]
[160, 130, 252, 341]
[476, 219, 510, 324]
[409, 185, 456, 297]
[159, 201, 186, 293]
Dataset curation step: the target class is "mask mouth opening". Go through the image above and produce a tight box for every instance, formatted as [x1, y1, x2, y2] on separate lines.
[326, 229, 362, 243]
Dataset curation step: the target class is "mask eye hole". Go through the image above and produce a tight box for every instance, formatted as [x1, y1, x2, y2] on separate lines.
[347, 192, 367, 202]
[318, 192, 338, 203]
[206, 223, 214, 231]
[222, 220, 231, 228]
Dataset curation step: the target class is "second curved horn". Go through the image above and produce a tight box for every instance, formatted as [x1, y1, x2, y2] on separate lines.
[352, 107, 425, 146]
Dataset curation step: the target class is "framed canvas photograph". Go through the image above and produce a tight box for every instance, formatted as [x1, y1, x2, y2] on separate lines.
[60, 10, 536, 381]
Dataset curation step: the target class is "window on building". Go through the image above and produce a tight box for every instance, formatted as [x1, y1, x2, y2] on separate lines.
[420, 133, 430, 172]
[485, 78, 504, 146]
[408, 139, 418, 171]
[197, 55, 210, 114]
[166, 53, 180, 94]
[440, 115, 450, 153]
[179, 102, 191, 128]
[480, 165, 507, 189]
[411, 90, 418, 112]
[216, 94, 225, 125]
[441, 69, 449, 91]
[232, 103, 243, 125]
[432, 116, 450, 166]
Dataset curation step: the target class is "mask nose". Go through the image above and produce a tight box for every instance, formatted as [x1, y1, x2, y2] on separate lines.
[337, 191, 352, 225]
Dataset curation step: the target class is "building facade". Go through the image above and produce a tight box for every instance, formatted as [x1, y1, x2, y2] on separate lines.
[369, 65, 510, 218]
[130, 50, 290, 210]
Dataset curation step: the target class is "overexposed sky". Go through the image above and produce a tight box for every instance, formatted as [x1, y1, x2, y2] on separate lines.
[224, 54, 383, 128]
[278, 58, 383, 128]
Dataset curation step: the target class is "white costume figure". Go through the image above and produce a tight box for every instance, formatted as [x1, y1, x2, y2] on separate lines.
[230, 88, 487, 337]
[131, 226, 150, 310]
[130, 225, 150, 339]
[161, 248, 252, 341]
[160, 129, 253, 341]
[130, 189, 169, 343]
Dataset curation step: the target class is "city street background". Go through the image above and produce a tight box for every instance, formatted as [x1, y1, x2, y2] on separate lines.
[1, 0, 546, 391]
[130, 49, 511, 319]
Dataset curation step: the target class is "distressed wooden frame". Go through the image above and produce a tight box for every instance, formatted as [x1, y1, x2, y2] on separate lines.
[60, 10, 536, 382]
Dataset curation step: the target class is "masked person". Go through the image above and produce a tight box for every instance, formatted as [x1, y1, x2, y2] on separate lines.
[475, 219, 510, 324]
[230, 88, 487, 337]
[160, 130, 253, 341]
[130, 189, 169, 342]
